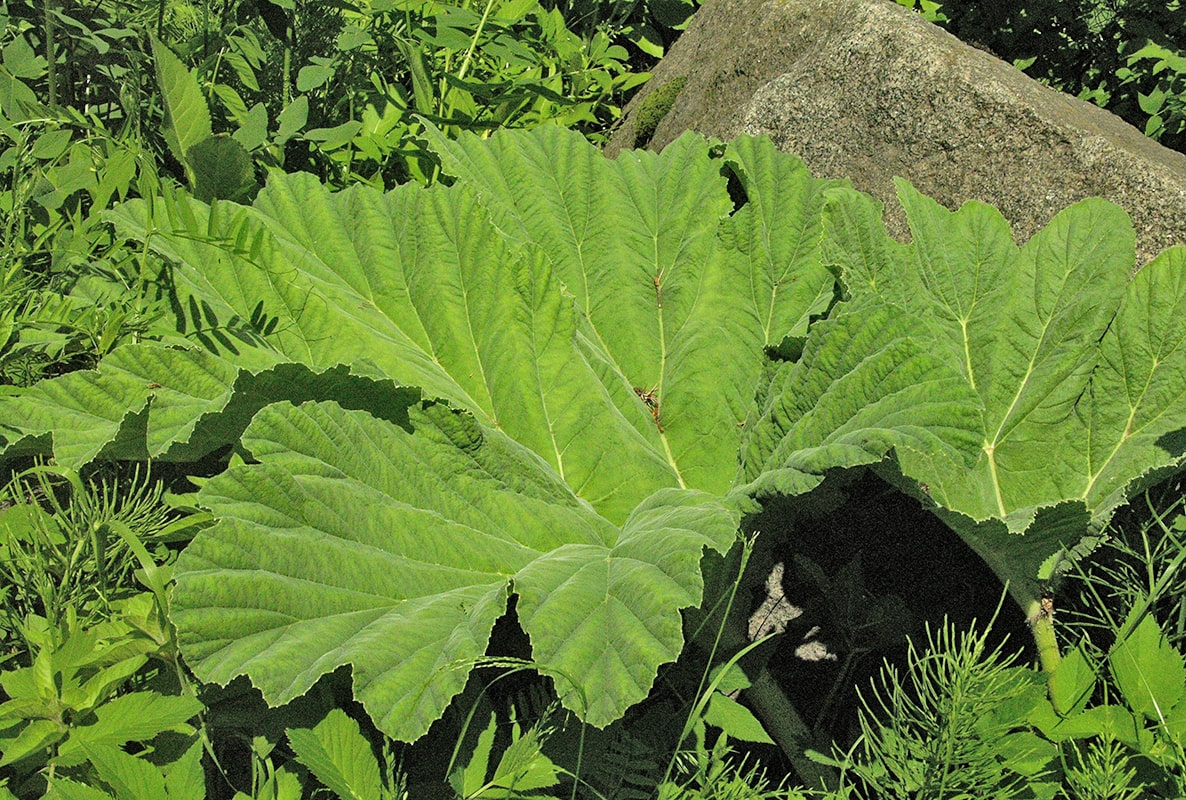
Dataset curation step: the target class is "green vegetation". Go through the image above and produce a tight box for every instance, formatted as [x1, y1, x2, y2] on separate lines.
[633, 76, 685, 145]
[2, 1, 1186, 798]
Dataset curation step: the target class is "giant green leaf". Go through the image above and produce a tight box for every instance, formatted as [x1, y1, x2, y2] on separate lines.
[754, 181, 1186, 610]
[109, 175, 680, 523]
[736, 302, 984, 499]
[173, 400, 738, 739]
[0, 347, 418, 470]
[425, 126, 845, 493]
[90, 129, 841, 738]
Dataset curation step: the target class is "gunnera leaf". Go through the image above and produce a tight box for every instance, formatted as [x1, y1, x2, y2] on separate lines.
[754, 179, 1186, 612]
[75, 127, 840, 740]
[172, 400, 738, 740]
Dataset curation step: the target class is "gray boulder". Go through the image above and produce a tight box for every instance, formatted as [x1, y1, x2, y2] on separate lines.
[606, 0, 1186, 264]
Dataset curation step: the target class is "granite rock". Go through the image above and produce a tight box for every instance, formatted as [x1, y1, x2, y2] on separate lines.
[606, 0, 1186, 264]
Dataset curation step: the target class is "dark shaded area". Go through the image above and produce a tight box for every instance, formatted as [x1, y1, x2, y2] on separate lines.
[746, 468, 1033, 746]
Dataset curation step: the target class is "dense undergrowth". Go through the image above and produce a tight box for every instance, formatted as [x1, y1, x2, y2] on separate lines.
[2, 1, 1186, 799]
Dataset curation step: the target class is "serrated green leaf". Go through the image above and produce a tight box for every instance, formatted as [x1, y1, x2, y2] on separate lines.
[43, 779, 115, 800]
[163, 739, 206, 800]
[1110, 611, 1186, 722]
[1042, 704, 1142, 746]
[151, 37, 212, 177]
[798, 180, 1186, 609]
[54, 692, 203, 768]
[424, 127, 838, 495]
[21, 124, 1186, 747]
[188, 135, 256, 203]
[484, 718, 560, 797]
[79, 742, 167, 800]
[737, 302, 984, 498]
[287, 709, 382, 800]
[1084, 246, 1186, 514]
[111, 168, 690, 522]
[0, 719, 62, 767]
[1048, 643, 1096, 716]
[703, 693, 773, 744]
[0, 344, 243, 468]
[454, 712, 496, 798]
[172, 401, 737, 738]
[0, 348, 425, 470]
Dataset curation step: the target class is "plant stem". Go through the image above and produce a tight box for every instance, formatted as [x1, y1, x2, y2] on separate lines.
[710, 541, 839, 790]
[1027, 597, 1061, 673]
[745, 668, 838, 790]
[44, 0, 57, 108]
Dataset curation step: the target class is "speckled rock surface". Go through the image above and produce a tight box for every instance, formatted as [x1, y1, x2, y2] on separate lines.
[605, 0, 1186, 265]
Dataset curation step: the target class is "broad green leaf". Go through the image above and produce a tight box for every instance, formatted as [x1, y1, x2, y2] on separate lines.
[287, 709, 382, 800]
[1048, 643, 1096, 716]
[1110, 611, 1185, 722]
[1038, 704, 1143, 746]
[0, 719, 61, 768]
[425, 126, 840, 494]
[188, 135, 256, 203]
[0, 347, 419, 470]
[78, 742, 167, 800]
[275, 96, 308, 144]
[720, 135, 844, 349]
[704, 693, 774, 744]
[19, 124, 1186, 746]
[151, 37, 212, 176]
[1084, 245, 1186, 515]
[172, 401, 737, 739]
[163, 739, 206, 800]
[514, 487, 738, 723]
[0, 344, 245, 468]
[111, 175, 679, 523]
[54, 692, 203, 767]
[788, 181, 1186, 605]
[297, 64, 334, 92]
[737, 303, 984, 498]
[43, 779, 115, 800]
[825, 183, 1133, 521]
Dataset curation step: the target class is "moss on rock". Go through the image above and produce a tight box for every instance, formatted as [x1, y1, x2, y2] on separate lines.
[633, 77, 687, 147]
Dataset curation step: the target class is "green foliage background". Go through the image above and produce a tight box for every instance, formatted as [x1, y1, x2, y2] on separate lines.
[1, 0, 1186, 798]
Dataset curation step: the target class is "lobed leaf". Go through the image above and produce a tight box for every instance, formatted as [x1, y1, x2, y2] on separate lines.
[172, 401, 737, 739]
[425, 125, 841, 494]
[798, 181, 1186, 602]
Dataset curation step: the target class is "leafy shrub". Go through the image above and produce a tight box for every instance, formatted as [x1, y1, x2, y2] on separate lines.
[155, 0, 646, 186]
